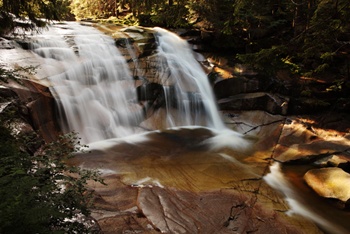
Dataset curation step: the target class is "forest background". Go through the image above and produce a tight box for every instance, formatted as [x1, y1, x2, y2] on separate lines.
[1, 0, 349, 80]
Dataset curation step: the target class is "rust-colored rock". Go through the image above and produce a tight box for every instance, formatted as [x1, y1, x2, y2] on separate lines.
[3, 79, 60, 142]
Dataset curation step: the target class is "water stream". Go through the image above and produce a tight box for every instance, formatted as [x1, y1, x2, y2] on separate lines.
[31, 23, 144, 143]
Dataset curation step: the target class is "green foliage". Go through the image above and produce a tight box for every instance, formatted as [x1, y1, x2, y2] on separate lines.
[0, 0, 71, 35]
[237, 45, 301, 75]
[0, 122, 103, 233]
[71, 0, 101, 20]
[230, 0, 350, 78]
[149, 4, 190, 28]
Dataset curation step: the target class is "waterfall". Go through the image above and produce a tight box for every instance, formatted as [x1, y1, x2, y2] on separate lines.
[31, 23, 144, 143]
[30, 22, 228, 144]
[152, 27, 226, 130]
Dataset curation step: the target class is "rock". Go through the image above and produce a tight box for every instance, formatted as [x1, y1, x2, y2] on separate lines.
[304, 167, 350, 202]
[0, 85, 17, 99]
[213, 77, 291, 115]
[272, 116, 350, 164]
[115, 37, 135, 48]
[138, 186, 316, 234]
[2, 79, 60, 142]
[120, 26, 145, 33]
[0, 37, 15, 49]
[313, 155, 349, 167]
[218, 92, 289, 115]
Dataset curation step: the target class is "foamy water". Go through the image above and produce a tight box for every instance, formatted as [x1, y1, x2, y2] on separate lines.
[29, 22, 236, 144]
[264, 163, 348, 234]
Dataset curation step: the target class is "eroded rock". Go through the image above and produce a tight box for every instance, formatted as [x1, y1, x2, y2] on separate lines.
[218, 92, 289, 115]
[304, 168, 350, 202]
[1, 79, 60, 142]
[138, 186, 318, 234]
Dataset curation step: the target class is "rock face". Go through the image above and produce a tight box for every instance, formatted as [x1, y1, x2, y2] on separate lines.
[304, 168, 350, 202]
[218, 92, 289, 115]
[0, 79, 60, 142]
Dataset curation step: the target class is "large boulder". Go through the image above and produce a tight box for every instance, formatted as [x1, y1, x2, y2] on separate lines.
[218, 92, 289, 115]
[304, 168, 350, 203]
[0, 79, 60, 142]
[213, 77, 261, 99]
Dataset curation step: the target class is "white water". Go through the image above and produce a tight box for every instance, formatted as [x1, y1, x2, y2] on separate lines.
[264, 163, 348, 234]
[31, 23, 144, 143]
[153, 27, 226, 130]
[29, 22, 229, 144]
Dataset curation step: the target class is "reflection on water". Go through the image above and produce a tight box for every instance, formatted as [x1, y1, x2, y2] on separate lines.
[72, 126, 256, 192]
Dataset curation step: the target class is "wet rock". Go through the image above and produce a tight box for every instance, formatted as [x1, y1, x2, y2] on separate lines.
[273, 117, 350, 163]
[69, 124, 323, 234]
[115, 37, 135, 48]
[214, 77, 261, 99]
[218, 92, 289, 115]
[138, 186, 316, 234]
[2, 79, 60, 142]
[304, 167, 350, 202]
[0, 37, 15, 49]
[313, 155, 349, 167]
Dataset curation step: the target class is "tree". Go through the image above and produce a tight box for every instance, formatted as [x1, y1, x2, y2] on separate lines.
[0, 121, 103, 233]
[0, 0, 71, 35]
[226, 0, 350, 78]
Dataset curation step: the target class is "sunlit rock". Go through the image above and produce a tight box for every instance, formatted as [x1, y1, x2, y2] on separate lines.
[304, 168, 350, 202]
[273, 118, 350, 163]
[313, 155, 349, 167]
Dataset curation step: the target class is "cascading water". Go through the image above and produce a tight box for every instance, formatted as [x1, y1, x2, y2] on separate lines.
[30, 22, 229, 144]
[31, 23, 145, 143]
[152, 27, 226, 130]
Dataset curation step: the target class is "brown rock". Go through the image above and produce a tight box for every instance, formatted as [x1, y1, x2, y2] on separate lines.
[304, 167, 350, 202]
[138, 186, 318, 234]
[3, 79, 60, 142]
[214, 77, 260, 99]
[218, 92, 289, 115]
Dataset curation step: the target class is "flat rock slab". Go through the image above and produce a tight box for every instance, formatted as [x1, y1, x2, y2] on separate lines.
[138, 186, 320, 234]
[71, 111, 331, 233]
